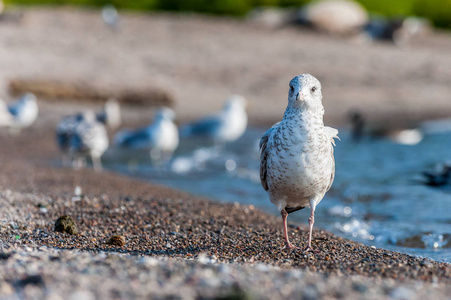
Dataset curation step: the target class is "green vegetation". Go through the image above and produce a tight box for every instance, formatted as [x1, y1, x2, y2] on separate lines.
[4, 0, 451, 29]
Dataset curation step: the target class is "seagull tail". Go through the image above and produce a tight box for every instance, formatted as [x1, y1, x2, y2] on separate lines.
[325, 126, 340, 146]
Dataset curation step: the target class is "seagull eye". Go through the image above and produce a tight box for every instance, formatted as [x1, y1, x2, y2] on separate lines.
[311, 87, 317, 93]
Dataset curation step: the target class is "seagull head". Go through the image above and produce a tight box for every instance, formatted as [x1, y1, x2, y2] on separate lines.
[20, 93, 37, 104]
[223, 95, 247, 113]
[288, 74, 323, 112]
[81, 110, 97, 123]
[155, 107, 175, 121]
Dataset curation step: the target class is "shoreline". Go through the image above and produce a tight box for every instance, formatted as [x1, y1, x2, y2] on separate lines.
[1, 110, 450, 298]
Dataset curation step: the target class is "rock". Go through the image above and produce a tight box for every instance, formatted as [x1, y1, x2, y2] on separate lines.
[16, 274, 45, 288]
[54, 215, 78, 235]
[299, 0, 368, 35]
[393, 17, 433, 45]
[106, 235, 126, 246]
[246, 7, 296, 28]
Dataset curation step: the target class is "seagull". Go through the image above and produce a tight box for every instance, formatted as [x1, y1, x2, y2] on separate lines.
[180, 95, 247, 144]
[56, 112, 85, 166]
[70, 111, 109, 171]
[96, 98, 121, 130]
[259, 74, 339, 251]
[102, 4, 119, 30]
[7, 93, 38, 132]
[421, 162, 451, 187]
[114, 108, 179, 162]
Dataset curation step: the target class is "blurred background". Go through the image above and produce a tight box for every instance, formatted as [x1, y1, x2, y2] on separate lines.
[3, 0, 451, 29]
[0, 0, 450, 262]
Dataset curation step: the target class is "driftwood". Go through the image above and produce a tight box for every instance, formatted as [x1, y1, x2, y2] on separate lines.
[8, 78, 175, 107]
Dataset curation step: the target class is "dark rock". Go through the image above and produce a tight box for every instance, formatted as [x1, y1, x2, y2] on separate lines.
[0, 252, 12, 260]
[106, 235, 126, 246]
[54, 215, 78, 235]
[16, 274, 45, 288]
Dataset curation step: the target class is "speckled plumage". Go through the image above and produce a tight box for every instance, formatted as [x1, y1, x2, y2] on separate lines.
[259, 74, 338, 250]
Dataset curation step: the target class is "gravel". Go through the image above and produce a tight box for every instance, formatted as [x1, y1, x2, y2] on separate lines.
[0, 245, 449, 299]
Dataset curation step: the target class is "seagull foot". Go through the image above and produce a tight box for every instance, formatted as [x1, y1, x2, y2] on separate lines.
[303, 246, 320, 253]
[282, 243, 300, 250]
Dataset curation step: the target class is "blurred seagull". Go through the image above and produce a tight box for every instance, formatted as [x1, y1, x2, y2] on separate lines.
[260, 74, 338, 251]
[96, 98, 121, 130]
[421, 162, 451, 187]
[70, 111, 109, 171]
[102, 4, 119, 30]
[180, 95, 248, 144]
[56, 112, 85, 166]
[7, 93, 38, 132]
[114, 108, 179, 162]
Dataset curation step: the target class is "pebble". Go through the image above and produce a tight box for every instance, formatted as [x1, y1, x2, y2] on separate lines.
[54, 215, 78, 235]
[106, 235, 126, 247]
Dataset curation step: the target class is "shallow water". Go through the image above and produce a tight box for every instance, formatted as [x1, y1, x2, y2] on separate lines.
[105, 128, 451, 263]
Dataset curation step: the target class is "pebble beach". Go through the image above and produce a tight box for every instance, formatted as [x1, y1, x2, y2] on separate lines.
[1, 6, 451, 299]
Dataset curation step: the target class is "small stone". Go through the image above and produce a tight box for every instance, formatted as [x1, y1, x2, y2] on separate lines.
[54, 215, 78, 235]
[0, 252, 12, 260]
[106, 235, 126, 247]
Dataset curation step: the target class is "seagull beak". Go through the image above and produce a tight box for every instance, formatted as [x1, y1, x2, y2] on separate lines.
[296, 92, 304, 101]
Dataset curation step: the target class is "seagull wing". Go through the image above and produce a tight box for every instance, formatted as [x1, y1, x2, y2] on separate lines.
[180, 116, 222, 138]
[324, 126, 340, 146]
[114, 127, 151, 148]
[8, 103, 19, 117]
[259, 122, 280, 191]
[324, 126, 339, 192]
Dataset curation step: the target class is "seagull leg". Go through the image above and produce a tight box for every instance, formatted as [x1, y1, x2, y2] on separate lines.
[304, 208, 319, 252]
[281, 208, 299, 250]
[92, 155, 103, 172]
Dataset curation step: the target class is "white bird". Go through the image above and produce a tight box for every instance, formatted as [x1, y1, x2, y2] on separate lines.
[56, 112, 85, 166]
[102, 4, 119, 29]
[96, 98, 121, 130]
[180, 95, 248, 144]
[259, 74, 339, 251]
[0, 98, 12, 127]
[7, 93, 38, 131]
[114, 108, 179, 162]
[70, 111, 109, 171]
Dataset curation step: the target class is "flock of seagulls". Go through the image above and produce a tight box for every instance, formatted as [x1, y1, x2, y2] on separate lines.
[53, 95, 248, 170]
[0, 90, 248, 173]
